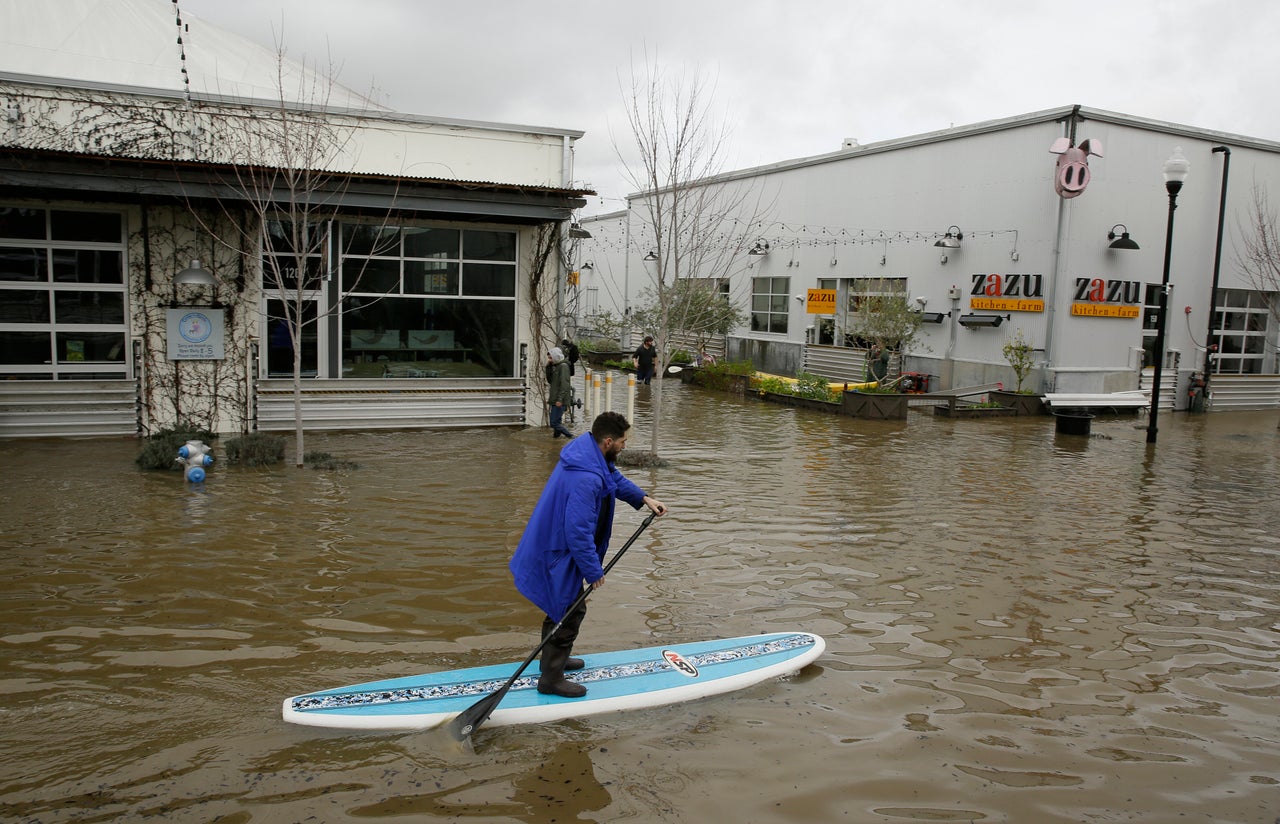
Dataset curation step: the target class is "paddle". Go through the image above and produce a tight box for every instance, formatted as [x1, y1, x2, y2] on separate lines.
[448, 511, 658, 741]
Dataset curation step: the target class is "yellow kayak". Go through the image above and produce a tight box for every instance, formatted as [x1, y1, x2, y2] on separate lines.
[751, 372, 878, 392]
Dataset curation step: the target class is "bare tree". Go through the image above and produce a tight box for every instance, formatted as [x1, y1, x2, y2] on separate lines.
[186, 50, 401, 466]
[617, 59, 772, 460]
[1238, 184, 1280, 321]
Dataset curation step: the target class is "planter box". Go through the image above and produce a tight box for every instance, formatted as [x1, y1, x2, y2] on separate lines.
[990, 390, 1046, 416]
[757, 391, 842, 415]
[933, 403, 1017, 419]
[841, 391, 909, 420]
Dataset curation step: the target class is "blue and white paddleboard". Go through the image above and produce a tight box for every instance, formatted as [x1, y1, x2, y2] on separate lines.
[283, 631, 825, 731]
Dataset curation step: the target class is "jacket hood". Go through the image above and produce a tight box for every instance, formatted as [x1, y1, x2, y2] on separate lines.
[550, 347, 564, 364]
[558, 432, 609, 479]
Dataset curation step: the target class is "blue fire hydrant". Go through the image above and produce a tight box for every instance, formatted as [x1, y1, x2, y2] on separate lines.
[176, 440, 214, 482]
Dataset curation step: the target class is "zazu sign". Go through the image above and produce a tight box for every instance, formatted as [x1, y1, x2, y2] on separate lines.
[970, 273, 1045, 312]
[806, 288, 836, 314]
[1071, 278, 1142, 319]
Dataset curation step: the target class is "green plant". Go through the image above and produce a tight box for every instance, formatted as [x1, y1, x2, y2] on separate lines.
[1002, 329, 1037, 393]
[697, 359, 755, 392]
[224, 432, 286, 466]
[671, 349, 692, 365]
[135, 422, 217, 470]
[603, 359, 632, 371]
[793, 372, 840, 403]
[304, 451, 360, 470]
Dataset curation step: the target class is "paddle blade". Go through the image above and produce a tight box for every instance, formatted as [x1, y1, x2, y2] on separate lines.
[447, 684, 510, 741]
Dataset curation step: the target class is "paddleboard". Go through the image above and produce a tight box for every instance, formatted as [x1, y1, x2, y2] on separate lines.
[283, 631, 824, 731]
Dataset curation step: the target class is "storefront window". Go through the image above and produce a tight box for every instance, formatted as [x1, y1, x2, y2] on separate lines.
[751, 276, 790, 334]
[0, 206, 127, 380]
[1210, 288, 1274, 375]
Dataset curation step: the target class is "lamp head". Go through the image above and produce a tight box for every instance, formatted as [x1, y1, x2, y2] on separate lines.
[1163, 146, 1190, 193]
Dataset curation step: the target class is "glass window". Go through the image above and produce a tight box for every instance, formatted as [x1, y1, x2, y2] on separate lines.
[1209, 288, 1273, 375]
[462, 263, 515, 297]
[0, 289, 49, 322]
[0, 330, 52, 364]
[0, 207, 127, 379]
[52, 250, 122, 284]
[50, 210, 122, 243]
[57, 331, 125, 363]
[463, 230, 516, 262]
[0, 208, 45, 239]
[344, 224, 401, 257]
[406, 260, 458, 294]
[404, 227, 459, 259]
[750, 276, 790, 334]
[342, 257, 401, 294]
[341, 295, 515, 379]
[0, 248, 48, 282]
[265, 299, 318, 378]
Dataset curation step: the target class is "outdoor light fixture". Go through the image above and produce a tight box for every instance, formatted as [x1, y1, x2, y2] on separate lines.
[174, 259, 215, 286]
[747, 240, 771, 256]
[920, 311, 950, 324]
[568, 223, 592, 239]
[957, 313, 1009, 328]
[643, 250, 658, 262]
[1147, 146, 1190, 445]
[934, 226, 963, 249]
[581, 261, 594, 271]
[1107, 224, 1140, 250]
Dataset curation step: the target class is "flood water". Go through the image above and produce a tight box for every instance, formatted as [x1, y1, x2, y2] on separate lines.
[2, 381, 1278, 823]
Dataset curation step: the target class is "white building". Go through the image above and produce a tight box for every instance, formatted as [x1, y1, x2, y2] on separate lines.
[578, 105, 1280, 410]
[0, 0, 588, 437]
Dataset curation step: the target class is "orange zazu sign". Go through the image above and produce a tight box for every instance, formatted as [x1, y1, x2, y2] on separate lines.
[806, 289, 836, 314]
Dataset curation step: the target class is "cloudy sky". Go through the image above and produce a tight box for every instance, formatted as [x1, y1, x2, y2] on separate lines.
[184, 0, 1279, 215]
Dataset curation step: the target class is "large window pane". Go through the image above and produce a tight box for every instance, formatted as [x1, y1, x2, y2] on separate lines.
[404, 227, 459, 259]
[52, 250, 122, 284]
[406, 260, 458, 294]
[342, 258, 400, 293]
[54, 291, 125, 324]
[0, 331, 51, 364]
[0, 289, 49, 322]
[462, 230, 516, 262]
[57, 331, 125, 362]
[344, 224, 401, 256]
[462, 263, 515, 297]
[0, 208, 45, 239]
[342, 295, 514, 378]
[0, 248, 47, 282]
[50, 210, 121, 243]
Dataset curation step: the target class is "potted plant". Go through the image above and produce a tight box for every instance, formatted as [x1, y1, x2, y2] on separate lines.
[840, 281, 923, 420]
[992, 329, 1045, 415]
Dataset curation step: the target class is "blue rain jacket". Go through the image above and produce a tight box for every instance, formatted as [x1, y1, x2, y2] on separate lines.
[510, 433, 647, 620]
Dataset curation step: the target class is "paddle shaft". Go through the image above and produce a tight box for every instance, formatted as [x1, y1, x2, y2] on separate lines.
[450, 510, 657, 739]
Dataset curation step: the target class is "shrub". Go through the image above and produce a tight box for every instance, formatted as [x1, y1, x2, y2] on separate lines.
[304, 451, 360, 471]
[135, 422, 217, 470]
[225, 432, 286, 466]
[697, 359, 755, 392]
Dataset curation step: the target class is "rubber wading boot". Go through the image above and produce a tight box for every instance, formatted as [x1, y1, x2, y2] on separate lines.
[537, 644, 587, 698]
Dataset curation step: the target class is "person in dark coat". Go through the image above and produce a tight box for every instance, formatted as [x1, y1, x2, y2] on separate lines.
[509, 411, 668, 697]
[548, 347, 573, 439]
[632, 335, 656, 384]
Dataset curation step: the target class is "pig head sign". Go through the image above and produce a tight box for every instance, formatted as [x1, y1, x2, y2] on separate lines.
[1049, 137, 1102, 198]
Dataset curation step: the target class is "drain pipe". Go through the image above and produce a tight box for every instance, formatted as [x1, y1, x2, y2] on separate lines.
[1202, 146, 1231, 401]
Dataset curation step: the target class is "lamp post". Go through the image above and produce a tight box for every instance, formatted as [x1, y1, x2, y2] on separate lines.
[1146, 147, 1190, 444]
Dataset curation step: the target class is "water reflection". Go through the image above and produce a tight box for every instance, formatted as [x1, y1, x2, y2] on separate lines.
[1, 387, 1278, 822]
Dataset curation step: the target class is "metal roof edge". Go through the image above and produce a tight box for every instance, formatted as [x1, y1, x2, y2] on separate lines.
[0, 71, 586, 141]
[622, 104, 1280, 198]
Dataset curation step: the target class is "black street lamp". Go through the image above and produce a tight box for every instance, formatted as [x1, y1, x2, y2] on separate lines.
[1147, 147, 1191, 444]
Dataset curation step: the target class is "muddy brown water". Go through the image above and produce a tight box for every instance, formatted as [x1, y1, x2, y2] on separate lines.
[1, 383, 1278, 823]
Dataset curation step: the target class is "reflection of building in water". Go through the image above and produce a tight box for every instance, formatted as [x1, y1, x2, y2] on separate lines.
[0, 0, 588, 438]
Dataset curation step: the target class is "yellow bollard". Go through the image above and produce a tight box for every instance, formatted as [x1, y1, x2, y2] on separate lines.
[627, 374, 636, 422]
[604, 371, 614, 414]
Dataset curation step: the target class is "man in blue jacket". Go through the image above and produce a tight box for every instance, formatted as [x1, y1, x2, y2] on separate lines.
[510, 411, 668, 698]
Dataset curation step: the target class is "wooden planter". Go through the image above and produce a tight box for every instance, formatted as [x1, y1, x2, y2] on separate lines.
[933, 403, 1018, 419]
[841, 391, 909, 420]
[757, 391, 841, 415]
[990, 390, 1046, 416]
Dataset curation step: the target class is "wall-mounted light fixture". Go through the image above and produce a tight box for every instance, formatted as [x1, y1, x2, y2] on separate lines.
[581, 261, 594, 271]
[643, 250, 658, 262]
[794, 294, 806, 302]
[174, 259, 216, 286]
[747, 240, 771, 256]
[934, 226, 963, 249]
[920, 311, 950, 324]
[1107, 224, 1140, 250]
[568, 223, 592, 239]
[957, 312, 1010, 328]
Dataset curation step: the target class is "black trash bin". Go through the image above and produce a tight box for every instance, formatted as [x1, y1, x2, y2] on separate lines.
[1054, 411, 1094, 436]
